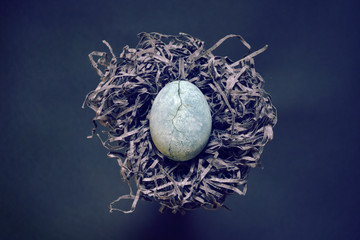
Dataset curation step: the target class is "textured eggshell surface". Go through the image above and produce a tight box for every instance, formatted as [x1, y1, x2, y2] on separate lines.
[149, 81, 212, 161]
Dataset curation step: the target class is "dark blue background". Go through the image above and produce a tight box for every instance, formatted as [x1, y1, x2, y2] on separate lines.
[1, 0, 359, 239]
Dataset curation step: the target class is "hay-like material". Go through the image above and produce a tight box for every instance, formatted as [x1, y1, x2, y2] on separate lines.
[83, 32, 277, 214]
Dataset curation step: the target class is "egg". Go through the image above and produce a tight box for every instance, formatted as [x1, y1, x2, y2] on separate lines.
[149, 80, 212, 161]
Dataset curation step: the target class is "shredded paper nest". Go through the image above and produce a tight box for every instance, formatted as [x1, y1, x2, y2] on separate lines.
[83, 32, 277, 214]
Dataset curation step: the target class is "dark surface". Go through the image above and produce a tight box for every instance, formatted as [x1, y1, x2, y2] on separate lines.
[1, 0, 359, 239]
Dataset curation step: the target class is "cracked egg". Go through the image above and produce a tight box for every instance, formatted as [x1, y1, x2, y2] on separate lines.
[149, 80, 212, 161]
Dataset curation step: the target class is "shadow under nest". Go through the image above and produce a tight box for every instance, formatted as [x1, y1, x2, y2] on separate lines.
[83, 32, 277, 214]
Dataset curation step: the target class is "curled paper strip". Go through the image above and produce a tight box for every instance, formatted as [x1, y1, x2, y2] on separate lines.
[83, 32, 277, 214]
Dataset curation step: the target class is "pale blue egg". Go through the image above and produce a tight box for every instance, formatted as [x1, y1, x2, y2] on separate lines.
[149, 81, 212, 161]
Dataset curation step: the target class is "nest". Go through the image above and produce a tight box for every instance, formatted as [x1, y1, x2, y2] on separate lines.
[83, 32, 277, 214]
